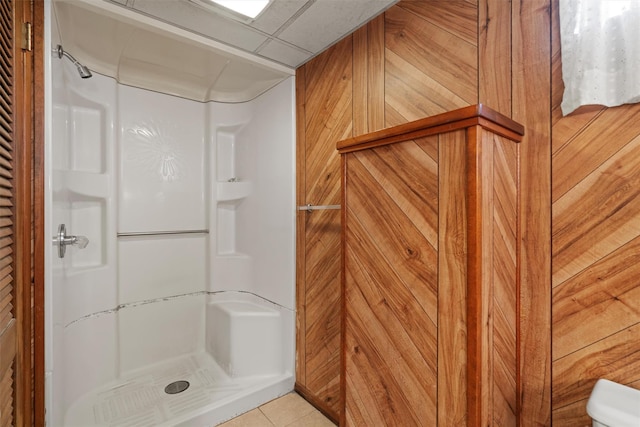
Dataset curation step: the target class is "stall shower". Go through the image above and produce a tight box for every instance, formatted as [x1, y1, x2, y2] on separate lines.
[45, 1, 296, 425]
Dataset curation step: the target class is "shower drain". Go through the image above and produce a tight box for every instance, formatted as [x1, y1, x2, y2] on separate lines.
[164, 380, 190, 395]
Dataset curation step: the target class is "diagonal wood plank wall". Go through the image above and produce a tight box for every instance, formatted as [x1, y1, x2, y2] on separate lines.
[551, 0, 640, 424]
[338, 109, 523, 426]
[295, 36, 352, 419]
[296, 0, 552, 424]
[343, 136, 440, 425]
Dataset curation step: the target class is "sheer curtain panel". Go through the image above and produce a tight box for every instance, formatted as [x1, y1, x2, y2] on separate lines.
[560, 0, 640, 115]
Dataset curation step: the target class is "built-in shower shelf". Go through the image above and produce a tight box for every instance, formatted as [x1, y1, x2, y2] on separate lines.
[217, 181, 251, 202]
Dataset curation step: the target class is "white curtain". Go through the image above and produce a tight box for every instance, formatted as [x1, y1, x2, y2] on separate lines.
[560, 0, 640, 115]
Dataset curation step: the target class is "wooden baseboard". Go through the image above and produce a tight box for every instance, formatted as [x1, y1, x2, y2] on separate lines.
[294, 382, 339, 425]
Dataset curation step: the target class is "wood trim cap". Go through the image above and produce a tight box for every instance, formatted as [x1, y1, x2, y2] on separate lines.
[337, 104, 525, 153]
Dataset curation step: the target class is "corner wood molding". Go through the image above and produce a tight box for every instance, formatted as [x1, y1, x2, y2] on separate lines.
[336, 104, 524, 154]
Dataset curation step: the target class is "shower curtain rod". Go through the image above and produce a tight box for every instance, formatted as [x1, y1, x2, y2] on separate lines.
[117, 229, 209, 237]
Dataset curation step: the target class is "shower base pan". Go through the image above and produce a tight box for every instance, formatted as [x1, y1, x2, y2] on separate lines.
[64, 352, 293, 426]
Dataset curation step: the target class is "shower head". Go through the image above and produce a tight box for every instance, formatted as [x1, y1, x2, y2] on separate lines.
[55, 45, 92, 79]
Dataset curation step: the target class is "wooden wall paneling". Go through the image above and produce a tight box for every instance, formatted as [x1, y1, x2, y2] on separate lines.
[553, 138, 640, 287]
[550, 105, 604, 155]
[386, 2, 477, 102]
[398, 0, 477, 46]
[489, 133, 518, 426]
[295, 36, 353, 420]
[466, 124, 520, 427]
[352, 24, 368, 137]
[384, 2, 477, 125]
[479, 0, 512, 115]
[553, 323, 640, 423]
[479, 0, 552, 422]
[342, 142, 439, 425]
[340, 106, 522, 425]
[466, 125, 494, 427]
[553, 236, 640, 360]
[295, 65, 307, 387]
[366, 15, 385, 133]
[303, 207, 341, 411]
[550, 1, 640, 423]
[550, 1, 563, 128]
[384, 51, 469, 125]
[511, 0, 552, 424]
[303, 38, 352, 205]
[477, 1, 527, 417]
[352, 14, 385, 138]
[552, 106, 640, 204]
[438, 130, 468, 426]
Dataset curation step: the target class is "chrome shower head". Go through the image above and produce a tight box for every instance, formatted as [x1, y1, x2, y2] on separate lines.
[55, 45, 92, 79]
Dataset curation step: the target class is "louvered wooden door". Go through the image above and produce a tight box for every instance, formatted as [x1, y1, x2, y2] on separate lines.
[0, 0, 36, 424]
[0, 0, 17, 423]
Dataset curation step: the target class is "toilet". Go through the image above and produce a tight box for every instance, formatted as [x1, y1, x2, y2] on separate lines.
[587, 379, 640, 426]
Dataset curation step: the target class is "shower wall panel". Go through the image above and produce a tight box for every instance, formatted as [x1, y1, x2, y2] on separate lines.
[235, 79, 296, 309]
[118, 295, 206, 372]
[118, 236, 207, 303]
[50, 63, 119, 415]
[50, 50, 295, 422]
[116, 83, 208, 373]
[51, 70, 118, 324]
[209, 78, 295, 310]
[118, 85, 207, 233]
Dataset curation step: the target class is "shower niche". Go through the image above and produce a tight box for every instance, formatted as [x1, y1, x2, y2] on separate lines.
[214, 125, 253, 290]
[52, 80, 113, 271]
[216, 126, 252, 205]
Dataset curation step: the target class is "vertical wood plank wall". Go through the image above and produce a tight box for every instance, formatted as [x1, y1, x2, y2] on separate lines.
[297, 0, 555, 424]
[550, 0, 640, 424]
[506, 1, 553, 424]
[438, 132, 467, 426]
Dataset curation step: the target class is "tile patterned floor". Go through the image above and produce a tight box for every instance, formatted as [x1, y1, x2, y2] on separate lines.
[217, 392, 335, 426]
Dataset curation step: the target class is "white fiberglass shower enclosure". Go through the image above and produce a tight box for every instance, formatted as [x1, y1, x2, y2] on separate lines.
[44, 1, 296, 425]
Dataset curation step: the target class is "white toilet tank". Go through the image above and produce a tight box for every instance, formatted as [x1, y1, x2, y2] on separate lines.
[587, 379, 640, 427]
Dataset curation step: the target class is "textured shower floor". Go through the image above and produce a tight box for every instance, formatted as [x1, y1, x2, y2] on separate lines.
[64, 352, 292, 426]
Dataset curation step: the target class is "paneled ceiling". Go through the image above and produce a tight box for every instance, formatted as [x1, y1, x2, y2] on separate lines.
[106, 0, 398, 68]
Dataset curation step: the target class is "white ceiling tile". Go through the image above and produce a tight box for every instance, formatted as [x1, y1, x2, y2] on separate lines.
[250, 0, 311, 35]
[278, 0, 395, 53]
[132, 0, 268, 51]
[257, 39, 311, 67]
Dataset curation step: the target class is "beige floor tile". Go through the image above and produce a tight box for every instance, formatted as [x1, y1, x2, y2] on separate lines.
[283, 409, 336, 427]
[259, 393, 316, 426]
[217, 408, 275, 427]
